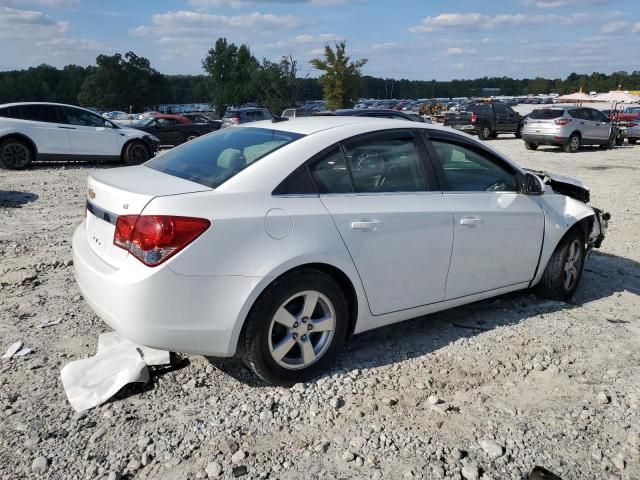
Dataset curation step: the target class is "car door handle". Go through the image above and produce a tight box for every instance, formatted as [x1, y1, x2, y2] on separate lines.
[57, 126, 77, 130]
[351, 220, 382, 230]
[460, 217, 482, 226]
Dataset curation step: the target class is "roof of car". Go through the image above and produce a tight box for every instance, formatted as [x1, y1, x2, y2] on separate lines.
[0, 101, 94, 109]
[152, 113, 188, 120]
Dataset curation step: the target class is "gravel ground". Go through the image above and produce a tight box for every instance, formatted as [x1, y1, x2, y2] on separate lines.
[1, 137, 639, 480]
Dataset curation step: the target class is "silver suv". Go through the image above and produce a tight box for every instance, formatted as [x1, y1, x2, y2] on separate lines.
[522, 106, 613, 153]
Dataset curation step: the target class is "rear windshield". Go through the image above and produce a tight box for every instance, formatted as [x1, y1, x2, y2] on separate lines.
[145, 127, 304, 188]
[529, 109, 564, 119]
[223, 111, 240, 119]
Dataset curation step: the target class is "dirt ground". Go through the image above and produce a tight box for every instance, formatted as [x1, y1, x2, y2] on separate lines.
[1, 135, 639, 480]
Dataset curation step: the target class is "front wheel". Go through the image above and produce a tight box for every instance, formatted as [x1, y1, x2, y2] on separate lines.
[122, 141, 150, 165]
[240, 269, 349, 385]
[537, 229, 585, 301]
[0, 137, 33, 170]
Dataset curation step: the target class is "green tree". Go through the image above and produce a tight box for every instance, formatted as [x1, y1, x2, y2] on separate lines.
[202, 38, 258, 117]
[310, 41, 367, 109]
[77, 52, 166, 111]
[253, 54, 300, 115]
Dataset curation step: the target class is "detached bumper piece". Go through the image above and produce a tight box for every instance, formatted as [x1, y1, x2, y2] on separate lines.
[589, 208, 610, 250]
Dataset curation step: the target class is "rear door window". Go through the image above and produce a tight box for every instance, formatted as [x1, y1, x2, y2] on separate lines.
[529, 109, 564, 120]
[19, 104, 60, 123]
[309, 147, 353, 194]
[146, 127, 303, 188]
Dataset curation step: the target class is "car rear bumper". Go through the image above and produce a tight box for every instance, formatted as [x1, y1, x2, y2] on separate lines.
[72, 224, 261, 356]
[522, 133, 567, 145]
[447, 124, 477, 133]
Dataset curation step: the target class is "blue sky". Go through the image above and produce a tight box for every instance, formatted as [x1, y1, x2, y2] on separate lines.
[0, 0, 638, 80]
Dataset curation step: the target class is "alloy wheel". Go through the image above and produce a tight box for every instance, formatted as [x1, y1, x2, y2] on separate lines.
[563, 239, 581, 290]
[1, 143, 30, 169]
[267, 290, 336, 370]
[130, 143, 149, 163]
[570, 136, 580, 151]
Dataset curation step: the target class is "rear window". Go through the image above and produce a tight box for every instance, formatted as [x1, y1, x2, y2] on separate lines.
[529, 109, 564, 120]
[145, 127, 304, 188]
[223, 111, 240, 119]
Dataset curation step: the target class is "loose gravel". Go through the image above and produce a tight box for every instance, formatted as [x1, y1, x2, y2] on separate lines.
[1, 138, 639, 480]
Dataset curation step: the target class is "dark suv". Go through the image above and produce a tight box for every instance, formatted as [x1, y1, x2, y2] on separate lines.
[221, 108, 274, 128]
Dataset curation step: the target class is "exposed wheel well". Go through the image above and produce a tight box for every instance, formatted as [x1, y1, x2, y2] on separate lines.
[569, 130, 582, 139]
[0, 134, 38, 157]
[257, 263, 359, 337]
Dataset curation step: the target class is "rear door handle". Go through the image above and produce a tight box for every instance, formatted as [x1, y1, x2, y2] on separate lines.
[57, 126, 77, 130]
[460, 217, 482, 226]
[351, 220, 382, 230]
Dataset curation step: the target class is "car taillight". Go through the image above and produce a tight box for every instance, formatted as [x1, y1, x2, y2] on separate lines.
[229, 116, 240, 123]
[471, 112, 478, 124]
[114, 215, 211, 267]
[554, 118, 572, 126]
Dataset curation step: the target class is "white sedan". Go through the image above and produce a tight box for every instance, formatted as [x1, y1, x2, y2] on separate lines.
[73, 117, 609, 385]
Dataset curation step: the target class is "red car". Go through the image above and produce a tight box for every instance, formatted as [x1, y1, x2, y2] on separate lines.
[132, 114, 220, 146]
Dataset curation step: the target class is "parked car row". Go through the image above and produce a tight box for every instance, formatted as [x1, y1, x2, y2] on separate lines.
[443, 101, 524, 140]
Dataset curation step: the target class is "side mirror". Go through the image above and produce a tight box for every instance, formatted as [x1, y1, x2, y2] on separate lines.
[524, 172, 545, 195]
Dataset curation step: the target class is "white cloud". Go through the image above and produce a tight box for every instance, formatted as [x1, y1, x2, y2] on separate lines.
[0, 6, 68, 37]
[371, 42, 400, 50]
[520, 0, 613, 8]
[294, 32, 343, 43]
[446, 47, 476, 56]
[600, 21, 627, 33]
[188, 0, 356, 8]
[0, 0, 78, 6]
[132, 10, 303, 38]
[634, 22, 640, 33]
[409, 12, 589, 33]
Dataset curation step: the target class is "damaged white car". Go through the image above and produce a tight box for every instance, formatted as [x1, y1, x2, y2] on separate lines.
[72, 118, 609, 385]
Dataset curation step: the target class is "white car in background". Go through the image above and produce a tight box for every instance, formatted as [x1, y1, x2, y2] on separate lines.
[72, 117, 609, 385]
[0, 102, 159, 169]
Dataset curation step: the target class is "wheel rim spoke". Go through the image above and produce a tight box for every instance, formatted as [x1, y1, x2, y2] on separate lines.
[301, 292, 319, 319]
[311, 315, 334, 332]
[273, 307, 296, 328]
[300, 339, 316, 365]
[271, 334, 296, 362]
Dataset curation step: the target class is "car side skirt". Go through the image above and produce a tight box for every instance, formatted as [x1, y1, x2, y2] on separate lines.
[37, 153, 121, 163]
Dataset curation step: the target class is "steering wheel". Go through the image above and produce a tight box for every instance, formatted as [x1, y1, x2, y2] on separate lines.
[485, 180, 508, 192]
[354, 150, 385, 171]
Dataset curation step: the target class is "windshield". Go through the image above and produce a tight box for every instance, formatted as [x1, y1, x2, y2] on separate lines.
[136, 117, 155, 126]
[145, 127, 304, 188]
[529, 109, 564, 119]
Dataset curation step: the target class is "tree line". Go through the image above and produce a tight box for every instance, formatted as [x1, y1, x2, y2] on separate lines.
[1, 40, 639, 114]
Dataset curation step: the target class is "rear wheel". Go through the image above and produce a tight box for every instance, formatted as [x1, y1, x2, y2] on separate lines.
[240, 269, 349, 385]
[478, 124, 492, 141]
[537, 228, 585, 301]
[0, 137, 33, 170]
[524, 141, 538, 151]
[563, 133, 581, 153]
[122, 141, 150, 165]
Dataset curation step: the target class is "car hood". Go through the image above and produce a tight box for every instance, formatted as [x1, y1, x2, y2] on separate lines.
[526, 168, 590, 203]
[118, 126, 150, 138]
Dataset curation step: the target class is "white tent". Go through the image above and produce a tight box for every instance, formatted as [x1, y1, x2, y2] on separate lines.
[594, 90, 640, 103]
[556, 91, 593, 102]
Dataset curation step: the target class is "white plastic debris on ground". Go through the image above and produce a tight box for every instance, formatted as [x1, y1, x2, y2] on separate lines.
[60, 332, 170, 412]
[2, 341, 30, 359]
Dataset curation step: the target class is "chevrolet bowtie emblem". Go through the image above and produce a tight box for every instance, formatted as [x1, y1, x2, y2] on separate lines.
[88, 188, 96, 200]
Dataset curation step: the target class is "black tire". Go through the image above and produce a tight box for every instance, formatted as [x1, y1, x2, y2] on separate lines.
[629, 138, 637, 145]
[185, 133, 199, 142]
[122, 141, 150, 165]
[537, 228, 585, 301]
[515, 125, 523, 139]
[615, 136, 624, 147]
[240, 269, 349, 386]
[524, 141, 538, 151]
[0, 137, 34, 170]
[478, 124, 492, 141]
[563, 133, 580, 153]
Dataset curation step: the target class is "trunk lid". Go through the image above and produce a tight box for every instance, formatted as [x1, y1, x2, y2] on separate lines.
[85, 165, 210, 268]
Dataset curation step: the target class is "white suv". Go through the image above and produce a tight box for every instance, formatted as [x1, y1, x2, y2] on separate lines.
[0, 102, 160, 169]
